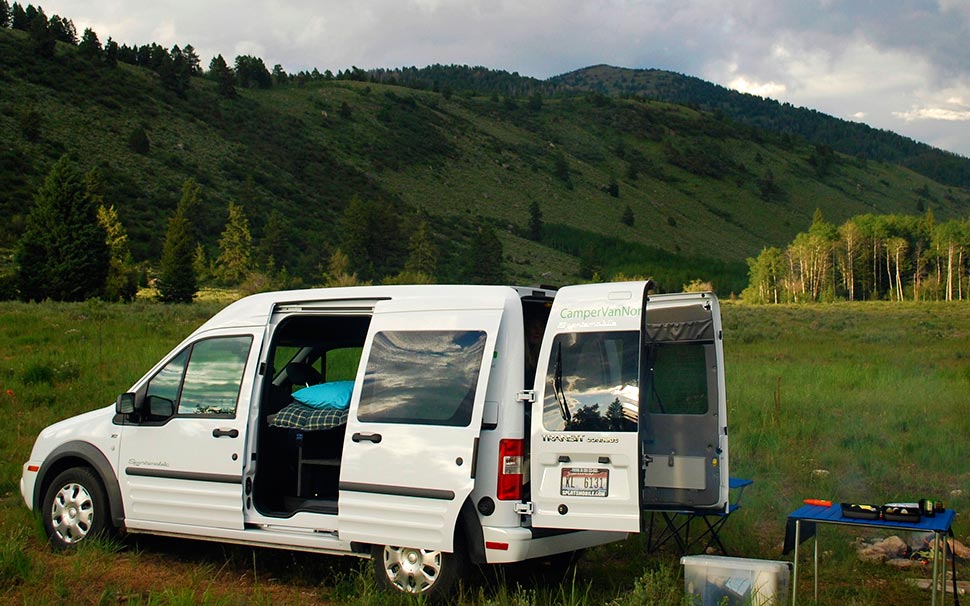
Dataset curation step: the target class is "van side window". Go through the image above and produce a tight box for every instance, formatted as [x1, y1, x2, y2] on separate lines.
[146, 349, 188, 410]
[178, 336, 253, 415]
[542, 331, 639, 432]
[145, 336, 252, 418]
[357, 330, 487, 426]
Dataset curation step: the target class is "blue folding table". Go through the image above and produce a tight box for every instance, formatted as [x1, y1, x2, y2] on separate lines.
[785, 503, 956, 606]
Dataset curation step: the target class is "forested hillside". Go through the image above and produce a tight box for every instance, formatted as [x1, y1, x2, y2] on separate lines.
[551, 65, 970, 189]
[2, 11, 970, 299]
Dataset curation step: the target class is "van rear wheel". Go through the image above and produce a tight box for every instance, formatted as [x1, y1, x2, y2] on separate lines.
[42, 467, 109, 549]
[373, 539, 465, 597]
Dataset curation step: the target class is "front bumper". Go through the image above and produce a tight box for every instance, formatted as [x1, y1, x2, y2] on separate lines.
[20, 461, 40, 511]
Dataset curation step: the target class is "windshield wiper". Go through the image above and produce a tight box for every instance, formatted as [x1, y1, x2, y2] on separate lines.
[554, 342, 571, 423]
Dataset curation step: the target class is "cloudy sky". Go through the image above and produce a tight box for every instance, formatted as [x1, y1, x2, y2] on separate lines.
[38, 0, 970, 157]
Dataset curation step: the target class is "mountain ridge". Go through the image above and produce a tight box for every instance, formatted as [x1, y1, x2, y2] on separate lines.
[549, 64, 970, 187]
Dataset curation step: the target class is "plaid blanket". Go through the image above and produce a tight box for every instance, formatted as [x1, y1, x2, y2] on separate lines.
[270, 401, 349, 431]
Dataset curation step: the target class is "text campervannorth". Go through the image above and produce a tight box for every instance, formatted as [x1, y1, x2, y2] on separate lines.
[559, 305, 641, 321]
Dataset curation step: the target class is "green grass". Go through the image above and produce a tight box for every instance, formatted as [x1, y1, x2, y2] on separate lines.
[0, 300, 968, 605]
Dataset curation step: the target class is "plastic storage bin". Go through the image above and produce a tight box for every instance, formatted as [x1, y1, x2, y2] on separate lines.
[681, 555, 791, 606]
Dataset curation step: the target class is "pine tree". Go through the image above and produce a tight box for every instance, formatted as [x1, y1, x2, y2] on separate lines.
[97, 204, 138, 301]
[104, 37, 118, 67]
[325, 248, 367, 286]
[0, 0, 10, 28]
[257, 209, 287, 271]
[234, 55, 272, 88]
[157, 180, 199, 303]
[209, 54, 236, 98]
[467, 223, 505, 284]
[272, 64, 288, 85]
[14, 157, 109, 301]
[338, 196, 405, 280]
[168, 45, 192, 95]
[28, 8, 55, 58]
[128, 125, 149, 154]
[553, 152, 572, 189]
[607, 176, 620, 198]
[10, 2, 25, 30]
[621, 205, 634, 227]
[528, 201, 543, 240]
[182, 44, 201, 74]
[88, 168, 137, 301]
[48, 15, 75, 44]
[404, 220, 438, 277]
[215, 201, 253, 284]
[78, 28, 101, 61]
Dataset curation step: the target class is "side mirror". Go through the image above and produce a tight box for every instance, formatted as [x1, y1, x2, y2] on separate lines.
[147, 395, 175, 418]
[116, 392, 136, 415]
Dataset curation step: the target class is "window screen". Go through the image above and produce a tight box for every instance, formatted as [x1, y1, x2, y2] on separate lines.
[357, 330, 487, 426]
[644, 342, 711, 415]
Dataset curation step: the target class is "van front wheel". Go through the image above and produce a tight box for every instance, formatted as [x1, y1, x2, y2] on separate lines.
[373, 541, 465, 597]
[41, 467, 109, 549]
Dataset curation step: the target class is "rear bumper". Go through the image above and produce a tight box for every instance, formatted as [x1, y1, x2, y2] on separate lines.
[481, 525, 627, 564]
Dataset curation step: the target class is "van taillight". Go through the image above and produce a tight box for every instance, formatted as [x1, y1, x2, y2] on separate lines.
[497, 439, 524, 500]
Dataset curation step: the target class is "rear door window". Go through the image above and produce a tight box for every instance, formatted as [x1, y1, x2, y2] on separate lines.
[542, 330, 639, 432]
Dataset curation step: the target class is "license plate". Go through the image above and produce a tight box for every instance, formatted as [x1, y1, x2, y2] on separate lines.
[560, 467, 609, 497]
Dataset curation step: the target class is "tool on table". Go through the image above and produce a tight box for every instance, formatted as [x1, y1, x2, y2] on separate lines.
[803, 498, 832, 507]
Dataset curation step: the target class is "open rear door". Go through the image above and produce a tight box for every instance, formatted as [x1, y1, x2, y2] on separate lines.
[639, 292, 728, 511]
[339, 292, 507, 552]
[530, 282, 646, 532]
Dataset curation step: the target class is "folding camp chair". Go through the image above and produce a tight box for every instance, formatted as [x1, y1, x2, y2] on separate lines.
[645, 477, 753, 555]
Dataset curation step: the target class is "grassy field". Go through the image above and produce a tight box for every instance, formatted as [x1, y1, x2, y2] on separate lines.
[0, 299, 967, 605]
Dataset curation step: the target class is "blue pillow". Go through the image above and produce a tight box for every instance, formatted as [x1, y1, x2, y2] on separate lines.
[292, 381, 354, 409]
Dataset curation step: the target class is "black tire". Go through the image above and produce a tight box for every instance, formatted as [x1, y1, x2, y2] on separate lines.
[41, 467, 110, 549]
[372, 535, 467, 599]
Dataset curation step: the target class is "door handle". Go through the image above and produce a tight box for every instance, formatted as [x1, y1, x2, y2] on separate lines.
[212, 428, 239, 438]
[352, 432, 382, 443]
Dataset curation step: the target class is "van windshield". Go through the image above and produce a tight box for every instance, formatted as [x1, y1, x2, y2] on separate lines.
[541, 330, 639, 432]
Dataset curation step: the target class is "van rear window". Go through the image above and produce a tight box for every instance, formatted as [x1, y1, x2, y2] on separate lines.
[542, 331, 639, 432]
[356, 330, 487, 426]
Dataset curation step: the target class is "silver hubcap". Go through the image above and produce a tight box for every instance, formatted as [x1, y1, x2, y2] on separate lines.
[50, 482, 94, 544]
[382, 545, 442, 593]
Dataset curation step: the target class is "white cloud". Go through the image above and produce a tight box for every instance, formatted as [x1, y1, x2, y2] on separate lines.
[728, 76, 787, 98]
[893, 107, 970, 122]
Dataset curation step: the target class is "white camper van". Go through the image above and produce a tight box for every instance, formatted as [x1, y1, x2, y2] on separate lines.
[21, 282, 728, 596]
